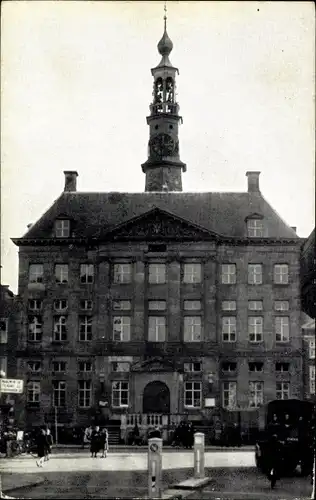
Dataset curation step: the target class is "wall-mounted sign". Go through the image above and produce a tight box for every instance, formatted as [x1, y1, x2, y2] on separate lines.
[204, 398, 216, 408]
[150, 443, 158, 452]
[0, 379, 24, 394]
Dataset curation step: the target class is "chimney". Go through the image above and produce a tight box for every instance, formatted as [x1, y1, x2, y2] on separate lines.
[291, 226, 297, 233]
[63, 171, 78, 192]
[246, 171, 261, 193]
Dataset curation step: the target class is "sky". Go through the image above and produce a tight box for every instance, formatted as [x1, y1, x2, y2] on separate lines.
[1, 0, 315, 293]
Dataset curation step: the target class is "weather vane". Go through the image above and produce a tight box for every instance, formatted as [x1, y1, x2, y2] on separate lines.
[164, 1, 167, 30]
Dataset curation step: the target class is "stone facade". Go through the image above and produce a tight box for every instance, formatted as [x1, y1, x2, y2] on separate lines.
[13, 227, 304, 428]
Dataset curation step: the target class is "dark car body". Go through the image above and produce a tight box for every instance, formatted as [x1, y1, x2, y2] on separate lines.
[255, 399, 315, 476]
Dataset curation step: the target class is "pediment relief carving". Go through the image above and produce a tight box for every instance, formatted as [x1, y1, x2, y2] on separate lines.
[104, 208, 217, 241]
[131, 356, 175, 372]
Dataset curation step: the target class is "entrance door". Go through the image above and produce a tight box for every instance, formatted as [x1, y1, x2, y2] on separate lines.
[143, 381, 170, 414]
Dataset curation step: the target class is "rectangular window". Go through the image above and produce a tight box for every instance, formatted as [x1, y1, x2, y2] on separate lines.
[184, 300, 202, 311]
[54, 299, 68, 311]
[221, 264, 236, 284]
[274, 301, 289, 311]
[0, 319, 8, 344]
[276, 381, 290, 400]
[248, 264, 262, 285]
[78, 361, 92, 372]
[222, 362, 237, 372]
[28, 299, 43, 311]
[27, 361, 42, 373]
[309, 366, 315, 395]
[248, 300, 263, 311]
[113, 263, 132, 284]
[247, 219, 263, 237]
[183, 263, 202, 283]
[249, 362, 264, 372]
[184, 316, 202, 342]
[148, 263, 166, 284]
[148, 316, 166, 342]
[112, 381, 129, 407]
[148, 300, 166, 311]
[80, 300, 93, 311]
[222, 381, 237, 409]
[274, 264, 289, 284]
[248, 317, 263, 342]
[53, 316, 67, 341]
[79, 316, 92, 342]
[275, 316, 290, 342]
[309, 340, 315, 360]
[249, 381, 264, 408]
[222, 317, 236, 342]
[112, 361, 130, 372]
[55, 219, 70, 238]
[55, 264, 69, 284]
[222, 301, 236, 311]
[53, 381, 66, 407]
[78, 380, 92, 408]
[28, 316, 42, 342]
[52, 361, 67, 373]
[0, 356, 7, 376]
[184, 362, 202, 372]
[80, 264, 94, 284]
[113, 316, 131, 342]
[29, 264, 44, 283]
[275, 362, 289, 372]
[184, 381, 202, 408]
[113, 300, 132, 311]
[27, 381, 40, 403]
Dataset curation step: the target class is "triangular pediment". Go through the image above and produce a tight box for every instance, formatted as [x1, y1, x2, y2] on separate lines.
[103, 207, 218, 241]
[131, 356, 174, 372]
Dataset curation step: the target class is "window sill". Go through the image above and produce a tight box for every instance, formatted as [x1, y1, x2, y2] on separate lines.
[183, 406, 202, 410]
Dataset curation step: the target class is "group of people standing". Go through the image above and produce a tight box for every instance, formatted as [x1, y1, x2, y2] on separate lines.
[171, 421, 195, 448]
[36, 426, 53, 467]
[83, 426, 109, 458]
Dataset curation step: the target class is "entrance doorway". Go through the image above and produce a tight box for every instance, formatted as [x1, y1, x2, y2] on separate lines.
[142, 381, 170, 414]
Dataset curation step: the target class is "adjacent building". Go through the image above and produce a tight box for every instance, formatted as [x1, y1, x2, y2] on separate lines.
[0, 283, 19, 428]
[12, 19, 305, 436]
[301, 229, 316, 403]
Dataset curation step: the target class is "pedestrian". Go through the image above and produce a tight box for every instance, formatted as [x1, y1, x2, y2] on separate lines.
[36, 427, 49, 468]
[187, 422, 194, 449]
[266, 432, 284, 489]
[44, 427, 53, 461]
[82, 425, 92, 449]
[100, 428, 109, 458]
[132, 423, 140, 445]
[90, 426, 100, 458]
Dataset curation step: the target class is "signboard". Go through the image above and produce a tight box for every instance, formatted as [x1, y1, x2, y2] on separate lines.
[0, 379, 24, 394]
[204, 398, 216, 408]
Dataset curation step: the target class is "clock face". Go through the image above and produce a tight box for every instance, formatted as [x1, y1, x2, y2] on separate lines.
[150, 133, 175, 158]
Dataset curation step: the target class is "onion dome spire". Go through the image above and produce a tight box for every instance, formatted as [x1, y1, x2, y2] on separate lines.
[157, 2, 173, 67]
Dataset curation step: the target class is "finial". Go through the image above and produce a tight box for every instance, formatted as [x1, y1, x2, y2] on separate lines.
[157, 1, 173, 59]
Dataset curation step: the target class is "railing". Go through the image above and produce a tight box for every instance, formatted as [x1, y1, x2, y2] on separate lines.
[122, 413, 184, 429]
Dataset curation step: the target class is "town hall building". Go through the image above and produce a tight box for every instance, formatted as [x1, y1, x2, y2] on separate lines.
[12, 17, 303, 440]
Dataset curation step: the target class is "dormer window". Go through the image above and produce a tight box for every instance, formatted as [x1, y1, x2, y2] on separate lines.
[55, 219, 70, 238]
[246, 215, 264, 237]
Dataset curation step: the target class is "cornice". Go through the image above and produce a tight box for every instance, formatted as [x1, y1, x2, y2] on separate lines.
[12, 236, 302, 247]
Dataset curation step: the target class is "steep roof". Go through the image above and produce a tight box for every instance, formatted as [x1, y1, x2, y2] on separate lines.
[16, 190, 298, 241]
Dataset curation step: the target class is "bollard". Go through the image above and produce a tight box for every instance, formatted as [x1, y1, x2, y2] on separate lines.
[194, 432, 205, 479]
[148, 437, 163, 499]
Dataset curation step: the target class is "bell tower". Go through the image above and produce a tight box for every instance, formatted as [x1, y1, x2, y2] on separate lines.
[141, 6, 186, 192]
